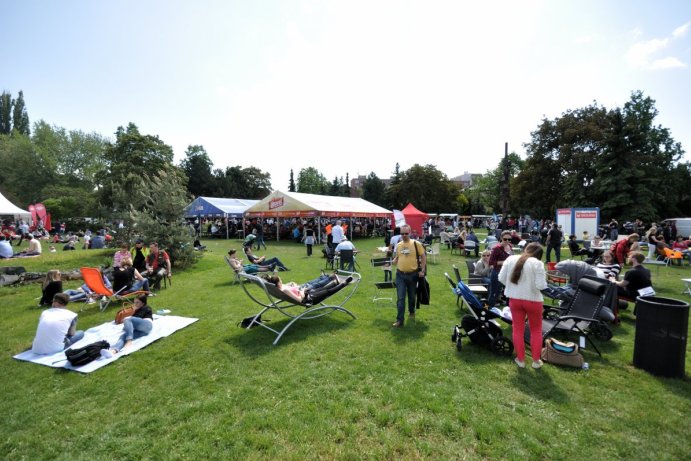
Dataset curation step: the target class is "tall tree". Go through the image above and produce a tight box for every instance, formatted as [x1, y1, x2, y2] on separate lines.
[211, 165, 271, 199]
[297, 167, 329, 194]
[343, 172, 351, 197]
[96, 123, 176, 215]
[362, 172, 386, 206]
[288, 169, 296, 192]
[0, 91, 12, 135]
[179, 145, 214, 197]
[394, 164, 461, 213]
[12, 90, 30, 135]
[384, 163, 403, 209]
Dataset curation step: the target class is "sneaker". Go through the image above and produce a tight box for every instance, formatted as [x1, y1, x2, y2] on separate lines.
[392, 321, 403, 328]
[514, 358, 525, 368]
[532, 360, 544, 369]
[100, 349, 114, 359]
[147, 293, 157, 297]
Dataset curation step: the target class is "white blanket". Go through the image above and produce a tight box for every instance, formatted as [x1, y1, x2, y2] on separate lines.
[14, 315, 198, 373]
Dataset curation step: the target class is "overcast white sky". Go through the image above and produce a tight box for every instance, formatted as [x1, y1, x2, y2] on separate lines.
[3, 1, 690, 190]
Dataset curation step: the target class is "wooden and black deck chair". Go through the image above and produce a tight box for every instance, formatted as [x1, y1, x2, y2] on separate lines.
[535, 276, 611, 357]
[371, 257, 395, 303]
[238, 270, 360, 345]
[80, 267, 148, 312]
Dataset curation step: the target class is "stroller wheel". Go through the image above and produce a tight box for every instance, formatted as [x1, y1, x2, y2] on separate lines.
[490, 336, 514, 356]
[451, 325, 459, 343]
[456, 338, 463, 352]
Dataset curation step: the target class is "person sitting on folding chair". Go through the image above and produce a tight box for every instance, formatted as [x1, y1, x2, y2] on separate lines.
[264, 274, 353, 304]
[113, 257, 150, 294]
[335, 237, 357, 271]
[143, 242, 171, 290]
[611, 251, 652, 300]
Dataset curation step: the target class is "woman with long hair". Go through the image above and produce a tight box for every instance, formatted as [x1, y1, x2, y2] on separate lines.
[39, 269, 63, 306]
[101, 294, 153, 357]
[498, 242, 547, 369]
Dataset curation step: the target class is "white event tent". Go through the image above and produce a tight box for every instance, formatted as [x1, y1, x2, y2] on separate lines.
[0, 191, 30, 217]
[244, 190, 392, 241]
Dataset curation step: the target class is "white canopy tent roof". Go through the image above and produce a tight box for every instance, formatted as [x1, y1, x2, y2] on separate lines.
[244, 190, 392, 242]
[244, 190, 392, 218]
[0, 191, 30, 217]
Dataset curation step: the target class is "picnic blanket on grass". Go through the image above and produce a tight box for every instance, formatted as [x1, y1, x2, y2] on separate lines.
[14, 315, 198, 373]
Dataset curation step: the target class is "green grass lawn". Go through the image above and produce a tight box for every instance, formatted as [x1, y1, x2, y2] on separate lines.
[2, 237, 690, 460]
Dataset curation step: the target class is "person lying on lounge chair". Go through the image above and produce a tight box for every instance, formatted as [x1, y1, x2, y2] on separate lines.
[227, 249, 276, 274]
[264, 274, 353, 304]
[243, 246, 289, 271]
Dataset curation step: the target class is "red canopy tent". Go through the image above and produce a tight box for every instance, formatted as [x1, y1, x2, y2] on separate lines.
[401, 203, 428, 236]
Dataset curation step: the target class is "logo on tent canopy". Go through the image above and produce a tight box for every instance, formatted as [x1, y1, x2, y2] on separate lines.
[269, 197, 284, 210]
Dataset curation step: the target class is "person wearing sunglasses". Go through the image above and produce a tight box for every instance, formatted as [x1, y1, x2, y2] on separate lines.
[391, 224, 427, 328]
[487, 230, 513, 308]
[473, 251, 492, 285]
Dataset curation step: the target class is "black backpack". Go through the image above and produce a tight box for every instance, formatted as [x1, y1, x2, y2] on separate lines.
[65, 340, 110, 367]
[237, 315, 264, 328]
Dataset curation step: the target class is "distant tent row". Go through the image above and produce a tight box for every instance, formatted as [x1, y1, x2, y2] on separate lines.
[183, 192, 442, 242]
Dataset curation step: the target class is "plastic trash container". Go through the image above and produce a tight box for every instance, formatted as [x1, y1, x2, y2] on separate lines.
[633, 296, 689, 378]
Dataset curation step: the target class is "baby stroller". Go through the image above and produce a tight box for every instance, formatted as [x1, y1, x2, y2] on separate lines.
[445, 273, 514, 355]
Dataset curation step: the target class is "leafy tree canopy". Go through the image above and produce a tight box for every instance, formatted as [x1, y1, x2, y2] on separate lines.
[297, 167, 329, 194]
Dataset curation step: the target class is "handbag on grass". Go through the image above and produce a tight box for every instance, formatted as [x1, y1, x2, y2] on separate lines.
[115, 302, 135, 324]
[541, 337, 584, 368]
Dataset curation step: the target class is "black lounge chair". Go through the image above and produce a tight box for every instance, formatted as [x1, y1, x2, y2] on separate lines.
[237, 270, 360, 345]
[534, 276, 613, 356]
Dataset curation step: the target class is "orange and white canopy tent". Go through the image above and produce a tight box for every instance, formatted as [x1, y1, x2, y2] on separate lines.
[244, 190, 392, 219]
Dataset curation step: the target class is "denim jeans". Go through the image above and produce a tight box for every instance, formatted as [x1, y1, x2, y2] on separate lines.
[64, 289, 87, 302]
[487, 268, 503, 307]
[263, 257, 288, 270]
[546, 244, 561, 263]
[63, 330, 84, 349]
[114, 317, 153, 351]
[396, 271, 419, 323]
[300, 275, 332, 291]
[129, 279, 150, 293]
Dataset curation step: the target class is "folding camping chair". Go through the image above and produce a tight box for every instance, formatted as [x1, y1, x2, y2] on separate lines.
[536, 276, 613, 357]
[371, 257, 395, 302]
[237, 270, 360, 345]
[79, 267, 148, 312]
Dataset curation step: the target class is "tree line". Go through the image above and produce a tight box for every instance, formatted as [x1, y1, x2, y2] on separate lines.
[1, 89, 688, 233]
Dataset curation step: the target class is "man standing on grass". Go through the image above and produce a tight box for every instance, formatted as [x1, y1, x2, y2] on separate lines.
[392, 224, 427, 328]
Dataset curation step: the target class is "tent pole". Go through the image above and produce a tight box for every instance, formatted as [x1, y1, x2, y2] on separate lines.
[225, 214, 229, 240]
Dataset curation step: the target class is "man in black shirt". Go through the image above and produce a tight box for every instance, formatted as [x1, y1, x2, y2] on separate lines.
[130, 239, 148, 273]
[612, 252, 652, 299]
[545, 224, 563, 263]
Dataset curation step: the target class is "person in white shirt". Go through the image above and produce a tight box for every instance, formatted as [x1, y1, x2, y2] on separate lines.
[498, 242, 547, 369]
[0, 236, 13, 258]
[31, 293, 84, 355]
[334, 236, 355, 253]
[331, 220, 345, 247]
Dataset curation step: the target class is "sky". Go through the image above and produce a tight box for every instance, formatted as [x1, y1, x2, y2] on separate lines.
[3, 1, 691, 190]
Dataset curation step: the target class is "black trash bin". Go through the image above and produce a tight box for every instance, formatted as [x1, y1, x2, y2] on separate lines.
[633, 296, 689, 378]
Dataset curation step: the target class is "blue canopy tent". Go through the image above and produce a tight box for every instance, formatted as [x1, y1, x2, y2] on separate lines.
[184, 197, 259, 239]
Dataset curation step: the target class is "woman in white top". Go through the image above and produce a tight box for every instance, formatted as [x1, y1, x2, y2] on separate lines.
[498, 242, 547, 369]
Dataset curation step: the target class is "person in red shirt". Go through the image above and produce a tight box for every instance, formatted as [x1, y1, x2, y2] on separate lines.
[487, 231, 513, 307]
[144, 242, 171, 290]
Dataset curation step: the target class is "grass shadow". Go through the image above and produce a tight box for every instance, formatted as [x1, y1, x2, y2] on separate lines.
[224, 315, 355, 355]
[510, 366, 571, 402]
[371, 317, 431, 343]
